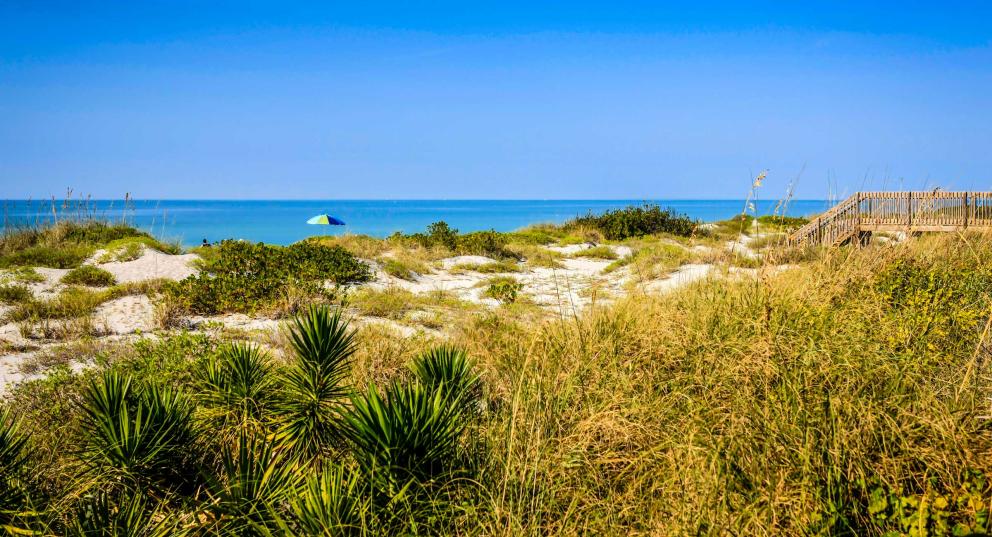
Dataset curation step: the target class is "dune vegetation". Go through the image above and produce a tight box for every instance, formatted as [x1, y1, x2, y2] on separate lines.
[0, 205, 990, 535]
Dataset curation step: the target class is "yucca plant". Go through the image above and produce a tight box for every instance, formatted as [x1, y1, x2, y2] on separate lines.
[0, 408, 41, 534]
[77, 372, 198, 495]
[344, 380, 467, 489]
[275, 306, 355, 463]
[198, 343, 277, 439]
[410, 345, 481, 410]
[203, 432, 303, 536]
[66, 492, 183, 537]
[289, 463, 372, 536]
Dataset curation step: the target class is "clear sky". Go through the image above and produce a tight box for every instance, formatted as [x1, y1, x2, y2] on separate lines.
[1, 1, 990, 200]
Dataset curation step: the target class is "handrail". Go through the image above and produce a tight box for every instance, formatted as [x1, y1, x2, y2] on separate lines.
[787, 191, 992, 247]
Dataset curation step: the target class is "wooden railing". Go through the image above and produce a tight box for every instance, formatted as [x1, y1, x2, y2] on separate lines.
[788, 191, 992, 247]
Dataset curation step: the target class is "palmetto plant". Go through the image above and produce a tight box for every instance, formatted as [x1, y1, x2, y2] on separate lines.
[0, 408, 39, 534]
[289, 463, 372, 536]
[66, 492, 182, 537]
[77, 372, 197, 495]
[198, 343, 277, 439]
[410, 345, 481, 409]
[276, 305, 355, 463]
[344, 380, 468, 489]
[204, 432, 303, 536]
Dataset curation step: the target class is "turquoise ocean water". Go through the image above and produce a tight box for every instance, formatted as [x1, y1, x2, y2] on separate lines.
[2, 199, 830, 247]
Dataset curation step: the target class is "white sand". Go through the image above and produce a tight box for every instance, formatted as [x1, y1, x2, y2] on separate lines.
[94, 295, 156, 335]
[440, 255, 499, 269]
[96, 249, 199, 284]
[643, 264, 715, 293]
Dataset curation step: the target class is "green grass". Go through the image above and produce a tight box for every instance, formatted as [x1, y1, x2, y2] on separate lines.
[506, 243, 564, 268]
[96, 236, 181, 262]
[0, 284, 32, 304]
[0, 220, 169, 269]
[606, 241, 690, 278]
[381, 258, 421, 281]
[3, 267, 45, 284]
[572, 245, 618, 260]
[61, 265, 117, 287]
[450, 260, 521, 274]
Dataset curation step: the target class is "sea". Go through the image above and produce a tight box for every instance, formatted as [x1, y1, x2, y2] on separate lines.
[2, 199, 831, 247]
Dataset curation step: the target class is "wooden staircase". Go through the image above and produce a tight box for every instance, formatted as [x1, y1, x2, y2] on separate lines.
[787, 191, 992, 247]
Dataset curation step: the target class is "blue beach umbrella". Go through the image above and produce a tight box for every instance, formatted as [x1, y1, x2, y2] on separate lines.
[307, 214, 346, 225]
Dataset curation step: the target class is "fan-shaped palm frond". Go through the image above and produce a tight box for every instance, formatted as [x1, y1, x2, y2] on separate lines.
[198, 343, 276, 437]
[289, 463, 372, 536]
[0, 408, 41, 534]
[78, 372, 198, 494]
[204, 432, 303, 536]
[275, 306, 355, 462]
[66, 491, 184, 537]
[343, 380, 466, 488]
[409, 345, 480, 408]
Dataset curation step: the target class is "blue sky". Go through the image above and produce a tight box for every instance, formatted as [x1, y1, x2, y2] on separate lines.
[1, 1, 990, 199]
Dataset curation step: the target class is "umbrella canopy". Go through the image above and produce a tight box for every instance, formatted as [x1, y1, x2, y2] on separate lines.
[307, 214, 346, 225]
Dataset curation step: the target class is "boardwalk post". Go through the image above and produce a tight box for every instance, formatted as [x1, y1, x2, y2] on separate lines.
[964, 192, 969, 229]
[906, 191, 913, 229]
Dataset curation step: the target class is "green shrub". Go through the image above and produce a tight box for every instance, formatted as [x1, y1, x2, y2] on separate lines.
[0, 409, 35, 534]
[457, 230, 511, 258]
[757, 214, 810, 229]
[276, 306, 356, 462]
[402, 222, 513, 258]
[406, 221, 459, 251]
[6, 267, 45, 284]
[162, 240, 371, 315]
[568, 204, 698, 240]
[61, 266, 117, 287]
[875, 257, 991, 355]
[483, 276, 523, 303]
[77, 372, 198, 494]
[345, 380, 469, 487]
[0, 284, 32, 304]
[382, 259, 419, 281]
[573, 245, 618, 260]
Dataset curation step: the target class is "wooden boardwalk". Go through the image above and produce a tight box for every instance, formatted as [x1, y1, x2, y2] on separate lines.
[787, 191, 992, 247]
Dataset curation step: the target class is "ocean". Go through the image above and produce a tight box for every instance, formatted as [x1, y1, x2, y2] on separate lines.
[2, 199, 831, 247]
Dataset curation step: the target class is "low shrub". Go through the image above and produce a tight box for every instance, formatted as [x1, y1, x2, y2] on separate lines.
[0, 284, 32, 304]
[567, 204, 698, 240]
[457, 230, 511, 258]
[61, 266, 117, 287]
[401, 222, 513, 259]
[757, 214, 810, 229]
[163, 240, 371, 315]
[382, 259, 419, 281]
[573, 245, 618, 260]
[483, 276, 523, 303]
